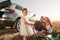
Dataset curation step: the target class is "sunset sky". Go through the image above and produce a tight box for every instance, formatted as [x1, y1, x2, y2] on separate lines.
[11, 0, 60, 21]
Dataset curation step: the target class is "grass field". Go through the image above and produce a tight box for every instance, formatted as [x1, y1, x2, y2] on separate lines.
[0, 33, 35, 40]
[0, 21, 60, 40]
[0, 33, 22, 40]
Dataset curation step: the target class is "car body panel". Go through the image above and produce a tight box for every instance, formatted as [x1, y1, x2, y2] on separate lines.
[0, 3, 23, 27]
[2, 3, 23, 21]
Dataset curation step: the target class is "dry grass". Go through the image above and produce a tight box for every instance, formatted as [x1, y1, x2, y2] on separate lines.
[0, 29, 35, 40]
[0, 33, 23, 40]
[52, 21, 60, 33]
[0, 29, 22, 40]
[0, 21, 60, 40]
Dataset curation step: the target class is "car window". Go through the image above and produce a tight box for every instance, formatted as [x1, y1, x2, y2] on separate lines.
[0, 0, 6, 3]
[15, 6, 23, 11]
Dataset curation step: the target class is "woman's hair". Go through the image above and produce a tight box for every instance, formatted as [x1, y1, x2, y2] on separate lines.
[45, 17, 52, 27]
[22, 8, 27, 13]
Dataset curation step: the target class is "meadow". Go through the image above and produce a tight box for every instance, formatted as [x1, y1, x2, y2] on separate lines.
[0, 21, 60, 40]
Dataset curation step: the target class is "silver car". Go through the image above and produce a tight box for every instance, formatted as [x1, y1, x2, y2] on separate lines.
[0, 0, 23, 31]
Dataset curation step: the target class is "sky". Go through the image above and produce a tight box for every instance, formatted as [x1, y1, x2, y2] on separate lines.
[11, 0, 60, 21]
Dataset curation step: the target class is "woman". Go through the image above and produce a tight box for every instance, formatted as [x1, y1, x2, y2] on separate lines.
[44, 17, 52, 34]
[20, 8, 34, 40]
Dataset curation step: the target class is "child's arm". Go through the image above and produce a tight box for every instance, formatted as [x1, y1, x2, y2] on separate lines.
[24, 17, 35, 26]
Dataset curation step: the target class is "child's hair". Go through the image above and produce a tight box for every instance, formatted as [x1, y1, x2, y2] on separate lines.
[34, 21, 46, 31]
[22, 8, 27, 13]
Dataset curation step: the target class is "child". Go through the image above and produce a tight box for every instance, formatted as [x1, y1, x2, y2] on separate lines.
[20, 8, 34, 40]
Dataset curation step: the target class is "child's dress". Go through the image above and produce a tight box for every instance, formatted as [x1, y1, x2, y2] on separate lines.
[20, 15, 34, 36]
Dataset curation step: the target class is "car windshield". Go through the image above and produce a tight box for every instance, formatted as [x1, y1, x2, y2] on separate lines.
[0, 0, 6, 3]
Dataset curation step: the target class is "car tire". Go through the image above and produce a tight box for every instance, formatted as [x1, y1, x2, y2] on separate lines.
[16, 19, 21, 32]
[13, 18, 21, 32]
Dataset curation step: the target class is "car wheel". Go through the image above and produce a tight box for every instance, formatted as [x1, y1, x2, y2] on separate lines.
[16, 19, 21, 32]
[13, 18, 21, 32]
